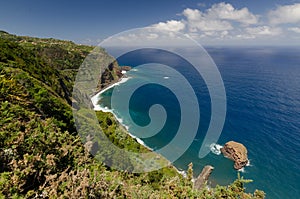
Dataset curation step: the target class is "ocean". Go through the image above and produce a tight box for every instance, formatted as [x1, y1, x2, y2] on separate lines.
[94, 47, 300, 199]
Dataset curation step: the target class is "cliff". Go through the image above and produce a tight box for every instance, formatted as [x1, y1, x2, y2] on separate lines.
[0, 31, 264, 198]
[98, 60, 122, 90]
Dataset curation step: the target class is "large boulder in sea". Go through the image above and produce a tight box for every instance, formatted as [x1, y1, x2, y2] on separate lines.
[221, 141, 248, 170]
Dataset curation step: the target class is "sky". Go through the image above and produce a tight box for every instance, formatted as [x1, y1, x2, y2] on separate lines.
[1, 0, 300, 46]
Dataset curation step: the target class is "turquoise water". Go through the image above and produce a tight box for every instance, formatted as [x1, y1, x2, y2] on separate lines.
[96, 47, 300, 199]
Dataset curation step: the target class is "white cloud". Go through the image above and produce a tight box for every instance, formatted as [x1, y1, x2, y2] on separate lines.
[207, 2, 258, 24]
[183, 8, 233, 32]
[110, 2, 300, 45]
[288, 27, 300, 33]
[183, 8, 201, 21]
[245, 26, 282, 37]
[269, 3, 300, 24]
[152, 20, 185, 32]
[220, 30, 229, 38]
[181, 3, 258, 34]
[146, 33, 159, 39]
[117, 33, 139, 42]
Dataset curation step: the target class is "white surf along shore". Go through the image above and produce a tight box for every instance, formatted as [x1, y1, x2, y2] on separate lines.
[90, 76, 152, 151]
[90, 74, 251, 176]
[90, 75, 188, 175]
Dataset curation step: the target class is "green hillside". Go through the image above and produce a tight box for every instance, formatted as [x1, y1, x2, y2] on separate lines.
[0, 31, 265, 198]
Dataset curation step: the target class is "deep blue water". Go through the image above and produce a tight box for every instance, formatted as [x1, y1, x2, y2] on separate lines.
[97, 47, 300, 199]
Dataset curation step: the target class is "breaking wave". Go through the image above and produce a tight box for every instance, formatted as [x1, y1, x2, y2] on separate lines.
[210, 143, 223, 155]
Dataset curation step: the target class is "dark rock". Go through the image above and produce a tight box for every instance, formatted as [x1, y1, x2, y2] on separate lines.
[85, 141, 99, 156]
[84, 135, 99, 156]
[121, 66, 132, 71]
[99, 61, 121, 89]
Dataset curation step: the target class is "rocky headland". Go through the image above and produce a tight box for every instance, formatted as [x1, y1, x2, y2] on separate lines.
[194, 165, 214, 190]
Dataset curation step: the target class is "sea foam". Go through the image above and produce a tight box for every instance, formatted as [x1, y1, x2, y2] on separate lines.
[246, 159, 252, 167]
[238, 167, 245, 173]
[91, 77, 130, 111]
[90, 77, 154, 151]
[238, 160, 252, 173]
[210, 143, 223, 155]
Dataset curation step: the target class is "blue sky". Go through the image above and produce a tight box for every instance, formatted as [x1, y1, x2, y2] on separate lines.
[1, 0, 300, 45]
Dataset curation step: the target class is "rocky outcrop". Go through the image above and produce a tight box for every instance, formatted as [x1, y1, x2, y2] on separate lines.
[97, 63, 132, 92]
[194, 165, 214, 190]
[221, 141, 248, 170]
[84, 135, 99, 156]
[120, 66, 132, 71]
[100, 61, 122, 89]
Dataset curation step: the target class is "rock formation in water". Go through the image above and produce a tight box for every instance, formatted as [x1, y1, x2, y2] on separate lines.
[194, 165, 214, 190]
[120, 66, 132, 71]
[221, 141, 248, 170]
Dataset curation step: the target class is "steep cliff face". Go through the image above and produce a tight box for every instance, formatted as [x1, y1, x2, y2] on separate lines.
[98, 61, 132, 91]
[99, 60, 122, 89]
[221, 141, 249, 170]
[0, 31, 264, 198]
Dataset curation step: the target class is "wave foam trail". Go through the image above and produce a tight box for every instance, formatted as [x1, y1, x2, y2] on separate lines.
[210, 143, 223, 155]
[238, 167, 245, 173]
[246, 160, 252, 167]
[91, 77, 130, 111]
[238, 160, 252, 173]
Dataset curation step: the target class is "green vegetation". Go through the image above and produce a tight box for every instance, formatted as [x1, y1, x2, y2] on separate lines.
[0, 31, 265, 198]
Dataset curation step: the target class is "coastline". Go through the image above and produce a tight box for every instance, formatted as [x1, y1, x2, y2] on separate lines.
[91, 81, 252, 177]
[90, 73, 253, 189]
[91, 76, 188, 176]
[91, 76, 155, 152]
[91, 77, 130, 113]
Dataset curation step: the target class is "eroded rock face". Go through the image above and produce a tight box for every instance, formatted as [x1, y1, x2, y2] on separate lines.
[194, 165, 214, 190]
[221, 141, 248, 170]
[99, 61, 122, 89]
